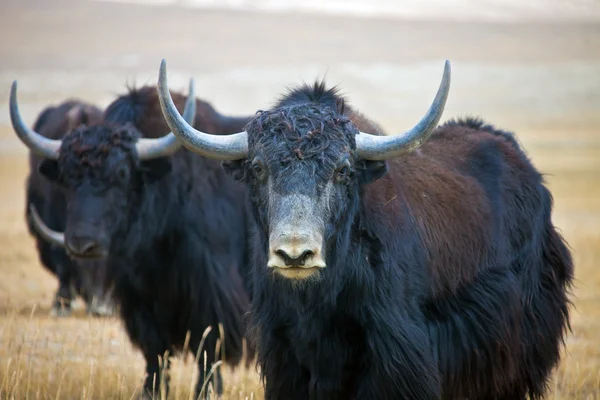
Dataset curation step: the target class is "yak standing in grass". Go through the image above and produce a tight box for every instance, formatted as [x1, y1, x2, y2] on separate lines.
[158, 59, 574, 400]
[10, 80, 255, 399]
[25, 100, 115, 316]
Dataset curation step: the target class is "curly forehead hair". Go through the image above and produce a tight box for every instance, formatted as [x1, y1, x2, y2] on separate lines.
[58, 123, 141, 169]
[247, 104, 357, 162]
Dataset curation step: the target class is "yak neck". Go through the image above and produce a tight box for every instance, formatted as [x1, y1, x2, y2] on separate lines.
[110, 174, 179, 262]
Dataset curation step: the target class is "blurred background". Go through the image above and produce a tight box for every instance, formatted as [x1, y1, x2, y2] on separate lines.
[0, 0, 599, 398]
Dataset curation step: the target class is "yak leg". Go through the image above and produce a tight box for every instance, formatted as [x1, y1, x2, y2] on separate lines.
[137, 319, 172, 400]
[140, 351, 171, 400]
[191, 332, 224, 399]
[120, 301, 172, 399]
[34, 233, 75, 317]
[50, 258, 77, 317]
[27, 190, 75, 317]
[260, 339, 310, 400]
[194, 360, 223, 400]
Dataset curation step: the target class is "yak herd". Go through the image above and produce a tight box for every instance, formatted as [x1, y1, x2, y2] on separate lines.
[8, 58, 574, 400]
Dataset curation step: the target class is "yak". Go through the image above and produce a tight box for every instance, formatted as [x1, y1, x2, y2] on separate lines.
[25, 99, 115, 316]
[158, 59, 574, 400]
[9, 79, 255, 399]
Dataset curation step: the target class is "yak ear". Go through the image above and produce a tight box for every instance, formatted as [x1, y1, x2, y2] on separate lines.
[139, 157, 172, 183]
[221, 160, 247, 182]
[38, 159, 60, 182]
[359, 160, 388, 184]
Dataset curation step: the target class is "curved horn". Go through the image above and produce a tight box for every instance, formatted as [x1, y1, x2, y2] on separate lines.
[356, 60, 451, 160]
[136, 77, 197, 160]
[10, 81, 62, 160]
[28, 204, 65, 248]
[157, 59, 248, 160]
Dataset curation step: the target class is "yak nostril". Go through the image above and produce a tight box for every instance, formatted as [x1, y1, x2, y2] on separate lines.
[275, 249, 315, 267]
[298, 250, 314, 264]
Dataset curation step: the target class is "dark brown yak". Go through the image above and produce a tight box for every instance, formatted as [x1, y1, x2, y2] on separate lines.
[158, 59, 574, 400]
[10, 79, 255, 399]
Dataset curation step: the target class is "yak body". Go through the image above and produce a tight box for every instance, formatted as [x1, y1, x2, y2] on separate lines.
[26, 100, 115, 316]
[223, 83, 573, 399]
[37, 86, 254, 398]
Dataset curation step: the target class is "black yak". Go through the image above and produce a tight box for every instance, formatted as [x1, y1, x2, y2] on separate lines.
[25, 100, 115, 316]
[158, 59, 574, 400]
[10, 79, 255, 399]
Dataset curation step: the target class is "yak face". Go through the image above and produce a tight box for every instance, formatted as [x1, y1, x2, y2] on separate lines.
[38, 123, 171, 260]
[226, 103, 387, 281]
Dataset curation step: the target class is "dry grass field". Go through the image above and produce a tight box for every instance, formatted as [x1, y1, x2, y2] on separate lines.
[0, 0, 599, 398]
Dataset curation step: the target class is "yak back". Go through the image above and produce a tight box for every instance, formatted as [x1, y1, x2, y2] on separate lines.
[360, 116, 550, 299]
[105, 85, 251, 138]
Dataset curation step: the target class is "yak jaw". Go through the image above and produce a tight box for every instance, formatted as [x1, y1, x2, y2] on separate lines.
[266, 193, 327, 280]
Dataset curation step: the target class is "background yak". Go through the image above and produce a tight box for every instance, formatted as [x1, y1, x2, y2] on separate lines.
[159, 59, 574, 400]
[10, 80, 255, 399]
[25, 100, 115, 316]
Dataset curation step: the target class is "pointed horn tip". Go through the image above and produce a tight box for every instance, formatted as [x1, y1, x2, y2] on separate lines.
[10, 81, 19, 105]
[187, 77, 195, 97]
[158, 60, 166, 84]
[443, 60, 451, 79]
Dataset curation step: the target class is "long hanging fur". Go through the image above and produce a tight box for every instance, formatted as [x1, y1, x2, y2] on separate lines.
[37, 85, 256, 398]
[232, 82, 573, 399]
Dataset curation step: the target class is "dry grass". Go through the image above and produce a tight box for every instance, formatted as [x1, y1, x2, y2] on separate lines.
[0, 128, 599, 399]
[0, 309, 263, 399]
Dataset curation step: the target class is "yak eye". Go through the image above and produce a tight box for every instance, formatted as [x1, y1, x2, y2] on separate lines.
[335, 160, 352, 181]
[116, 165, 129, 182]
[251, 158, 266, 179]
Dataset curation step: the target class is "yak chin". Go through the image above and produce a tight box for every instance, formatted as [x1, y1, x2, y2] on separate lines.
[270, 265, 325, 281]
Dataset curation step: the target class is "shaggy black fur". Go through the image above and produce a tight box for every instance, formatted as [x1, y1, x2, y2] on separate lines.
[223, 82, 574, 400]
[25, 100, 114, 316]
[37, 86, 255, 398]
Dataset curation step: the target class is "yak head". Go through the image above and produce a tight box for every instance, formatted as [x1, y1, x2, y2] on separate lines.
[157, 59, 451, 281]
[230, 102, 383, 281]
[9, 79, 196, 260]
[40, 124, 172, 259]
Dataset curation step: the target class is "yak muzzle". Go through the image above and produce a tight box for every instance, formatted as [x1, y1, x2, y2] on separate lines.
[65, 231, 109, 260]
[267, 235, 326, 280]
